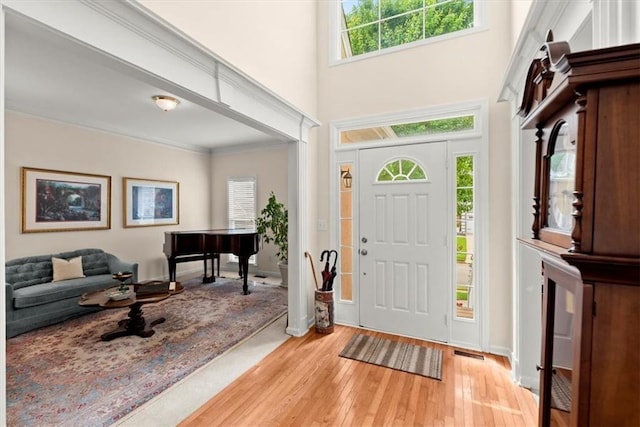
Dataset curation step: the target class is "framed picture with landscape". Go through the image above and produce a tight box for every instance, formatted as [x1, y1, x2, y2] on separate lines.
[123, 177, 179, 227]
[21, 167, 111, 233]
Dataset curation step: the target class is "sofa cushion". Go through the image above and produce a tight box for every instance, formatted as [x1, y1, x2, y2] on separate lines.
[5, 255, 54, 290]
[13, 275, 115, 309]
[52, 256, 86, 282]
[58, 249, 110, 276]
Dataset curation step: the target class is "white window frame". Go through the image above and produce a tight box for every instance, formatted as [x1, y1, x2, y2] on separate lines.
[329, 0, 488, 66]
[227, 176, 257, 265]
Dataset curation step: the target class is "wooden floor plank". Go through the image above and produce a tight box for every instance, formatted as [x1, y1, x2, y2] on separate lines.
[179, 326, 537, 426]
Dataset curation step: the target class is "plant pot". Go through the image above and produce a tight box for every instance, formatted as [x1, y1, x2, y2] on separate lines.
[278, 262, 288, 287]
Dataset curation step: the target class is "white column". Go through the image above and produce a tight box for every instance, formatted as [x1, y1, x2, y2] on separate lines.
[1, 4, 8, 424]
[593, 0, 640, 48]
[286, 125, 310, 337]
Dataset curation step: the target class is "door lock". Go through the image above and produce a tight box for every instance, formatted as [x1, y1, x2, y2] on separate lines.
[361, 237, 368, 243]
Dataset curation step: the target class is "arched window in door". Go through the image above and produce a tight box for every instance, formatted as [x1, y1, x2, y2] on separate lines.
[376, 158, 428, 182]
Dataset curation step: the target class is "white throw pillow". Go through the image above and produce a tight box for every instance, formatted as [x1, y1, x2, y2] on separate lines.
[52, 256, 86, 282]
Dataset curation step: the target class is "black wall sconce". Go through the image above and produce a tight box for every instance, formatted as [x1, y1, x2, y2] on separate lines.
[341, 167, 353, 189]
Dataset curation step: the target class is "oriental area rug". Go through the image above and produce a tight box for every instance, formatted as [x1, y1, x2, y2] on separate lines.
[6, 277, 287, 426]
[339, 333, 443, 380]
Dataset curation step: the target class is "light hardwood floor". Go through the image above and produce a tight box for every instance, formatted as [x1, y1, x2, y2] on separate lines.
[180, 326, 538, 426]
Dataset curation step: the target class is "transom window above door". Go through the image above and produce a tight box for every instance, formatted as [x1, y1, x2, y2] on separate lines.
[340, 114, 475, 145]
[338, 0, 481, 61]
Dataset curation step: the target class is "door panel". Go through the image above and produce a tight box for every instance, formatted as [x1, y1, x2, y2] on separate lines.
[359, 142, 449, 342]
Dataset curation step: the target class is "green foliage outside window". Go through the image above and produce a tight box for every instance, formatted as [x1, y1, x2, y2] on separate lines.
[343, 0, 474, 57]
[391, 115, 474, 137]
[456, 155, 473, 217]
[377, 159, 427, 182]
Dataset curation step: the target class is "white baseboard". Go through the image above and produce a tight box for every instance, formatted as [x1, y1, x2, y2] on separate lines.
[489, 345, 513, 364]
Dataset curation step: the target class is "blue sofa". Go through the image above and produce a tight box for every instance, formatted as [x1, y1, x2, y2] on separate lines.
[5, 248, 138, 338]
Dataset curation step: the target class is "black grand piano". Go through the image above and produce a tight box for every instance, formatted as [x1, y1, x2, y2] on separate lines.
[163, 229, 260, 295]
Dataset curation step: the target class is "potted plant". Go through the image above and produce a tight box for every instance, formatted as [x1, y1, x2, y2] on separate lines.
[255, 192, 288, 286]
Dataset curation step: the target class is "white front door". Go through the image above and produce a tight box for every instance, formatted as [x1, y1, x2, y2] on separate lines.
[359, 142, 449, 342]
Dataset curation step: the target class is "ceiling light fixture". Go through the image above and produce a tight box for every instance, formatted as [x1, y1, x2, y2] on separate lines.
[153, 95, 180, 112]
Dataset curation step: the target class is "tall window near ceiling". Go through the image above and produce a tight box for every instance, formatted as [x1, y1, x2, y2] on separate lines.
[340, 0, 476, 60]
[455, 155, 474, 319]
[228, 177, 257, 264]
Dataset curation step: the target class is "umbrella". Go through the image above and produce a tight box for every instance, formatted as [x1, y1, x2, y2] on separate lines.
[320, 250, 332, 291]
[304, 251, 320, 290]
[327, 250, 338, 291]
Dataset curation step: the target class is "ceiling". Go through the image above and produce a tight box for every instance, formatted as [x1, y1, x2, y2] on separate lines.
[4, 13, 286, 152]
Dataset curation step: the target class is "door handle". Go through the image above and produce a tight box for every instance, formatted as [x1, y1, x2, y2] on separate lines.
[360, 249, 368, 256]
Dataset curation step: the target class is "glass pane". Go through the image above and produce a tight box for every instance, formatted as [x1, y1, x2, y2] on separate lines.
[425, 0, 474, 38]
[456, 155, 474, 186]
[345, 23, 379, 56]
[380, 0, 422, 19]
[381, 10, 423, 49]
[551, 285, 574, 422]
[340, 115, 474, 144]
[378, 169, 393, 181]
[400, 159, 415, 175]
[455, 155, 474, 319]
[386, 160, 400, 175]
[457, 188, 473, 216]
[547, 123, 575, 232]
[339, 163, 354, 302]
[343, 0, 379, 25]
[391, 115, 474, 137]
[409, 166, 426, 180]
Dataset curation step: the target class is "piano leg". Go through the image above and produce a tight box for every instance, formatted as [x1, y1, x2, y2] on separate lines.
[239, 256, 250, 295]
[203, 254, 214, 283]
[168, 259, 177, 282]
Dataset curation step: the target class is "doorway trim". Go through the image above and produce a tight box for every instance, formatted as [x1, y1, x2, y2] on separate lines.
[329, 99, 489, 350]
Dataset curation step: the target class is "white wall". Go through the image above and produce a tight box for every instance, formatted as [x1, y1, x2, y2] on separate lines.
[4, 111, 211, 280]
[510, 1, 533, 50]
[317, 2, 515, 351]
[210, 145, 289, 274]
[139, 0, 318, 117]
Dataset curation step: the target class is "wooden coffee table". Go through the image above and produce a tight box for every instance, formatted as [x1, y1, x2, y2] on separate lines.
[79, 281, 184, 341]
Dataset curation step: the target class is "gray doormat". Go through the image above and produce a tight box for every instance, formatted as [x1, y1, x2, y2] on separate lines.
[339, 333, 443, 380]
[551, 371, 572, 412]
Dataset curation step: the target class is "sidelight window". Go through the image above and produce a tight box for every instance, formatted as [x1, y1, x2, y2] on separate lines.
[454, 155, 474, 319]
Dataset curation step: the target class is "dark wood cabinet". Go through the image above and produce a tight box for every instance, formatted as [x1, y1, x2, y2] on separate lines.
[518, 36, 640, 427]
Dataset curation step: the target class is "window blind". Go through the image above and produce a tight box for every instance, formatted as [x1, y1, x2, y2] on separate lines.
[227, 177, 257, 264]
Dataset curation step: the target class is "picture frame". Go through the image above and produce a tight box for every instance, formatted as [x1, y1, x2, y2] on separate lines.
[123, 177, 179, 227]
[21, 167, 111, 233]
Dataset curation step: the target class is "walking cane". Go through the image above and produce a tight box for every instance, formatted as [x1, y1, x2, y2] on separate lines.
[304, 251, 320, 290]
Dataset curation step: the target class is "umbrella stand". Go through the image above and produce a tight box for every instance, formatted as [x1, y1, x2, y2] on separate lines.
[315, 249, 337, 334]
